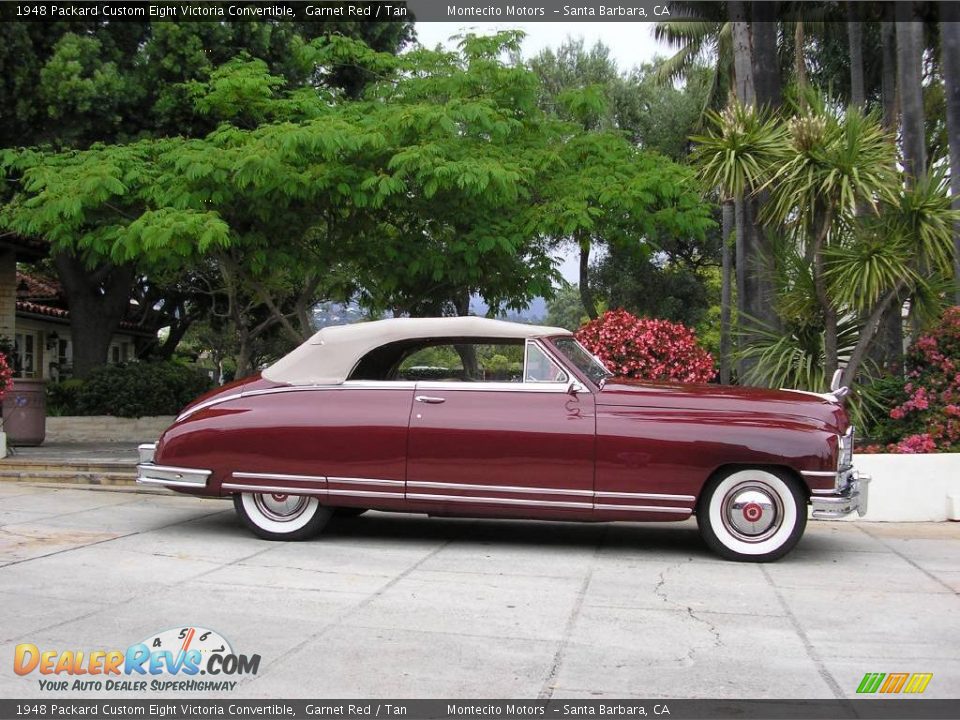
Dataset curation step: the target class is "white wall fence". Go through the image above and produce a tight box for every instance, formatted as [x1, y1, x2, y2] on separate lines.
[45, 416, 175, 444]
[831, 453, 960, 522]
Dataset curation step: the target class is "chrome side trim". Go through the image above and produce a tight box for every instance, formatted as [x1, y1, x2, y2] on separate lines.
[407, 492, 592, 510]
[233, 471, 327, 483]
[595, 491, 696, 502]
[223, 483, 326, 496]
[595, 503, 692, 514]
[326, 489, 404, 499]
[415, 381, 572, 394]
[136, 464, 211, 489]
[177, 392, 246, 421]
[328, 477, 405, 487]
[406, 480, 593, 496]
[137, 476, 209, 489]
[177, 375, 587, 421]
[801, 470, 838, 478]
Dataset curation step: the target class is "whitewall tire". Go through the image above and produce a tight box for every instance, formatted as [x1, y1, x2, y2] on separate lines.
[233, 492, 332, 540]
[696, 468, 807, 562]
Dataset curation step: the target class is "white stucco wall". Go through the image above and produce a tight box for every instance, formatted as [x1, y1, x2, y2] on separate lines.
[837, 453, 960, 522]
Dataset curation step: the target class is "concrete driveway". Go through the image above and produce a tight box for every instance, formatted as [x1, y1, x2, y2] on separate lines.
[0, 483, 958, 700]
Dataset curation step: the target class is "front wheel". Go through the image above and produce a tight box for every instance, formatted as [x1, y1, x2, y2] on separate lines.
[696, 468, 807, 562]
[233, 492, 332, 541]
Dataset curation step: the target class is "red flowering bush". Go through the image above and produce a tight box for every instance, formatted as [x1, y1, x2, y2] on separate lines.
[575, 309, 716, 383]
[0, 352, 13, 402]
[861, 307, 960, 453]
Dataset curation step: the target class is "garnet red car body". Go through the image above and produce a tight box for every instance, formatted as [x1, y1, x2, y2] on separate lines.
[137, 317, 868, 561]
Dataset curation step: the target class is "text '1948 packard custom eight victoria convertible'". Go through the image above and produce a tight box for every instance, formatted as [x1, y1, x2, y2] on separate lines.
[137, 317, 868, 562]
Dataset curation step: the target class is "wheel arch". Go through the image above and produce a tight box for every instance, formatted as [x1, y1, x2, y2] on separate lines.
[696, 463, 809, 512]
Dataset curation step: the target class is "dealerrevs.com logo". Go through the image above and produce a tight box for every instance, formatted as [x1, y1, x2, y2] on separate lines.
[14, 626, 260, 692]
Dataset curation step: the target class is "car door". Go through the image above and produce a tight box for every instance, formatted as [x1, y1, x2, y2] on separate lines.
[404, 341, 596, 517]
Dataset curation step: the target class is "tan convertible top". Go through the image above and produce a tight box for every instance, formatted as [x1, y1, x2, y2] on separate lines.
[262, 316, 572, 386]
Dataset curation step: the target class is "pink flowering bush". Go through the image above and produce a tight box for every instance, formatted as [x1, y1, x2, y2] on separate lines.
[575, 309, 716, 383]
[862, 307, 960, 453]
[0, 353, 12, 402]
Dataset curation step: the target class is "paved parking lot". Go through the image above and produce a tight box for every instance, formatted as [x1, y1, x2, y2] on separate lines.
[1, 483, 958, 700]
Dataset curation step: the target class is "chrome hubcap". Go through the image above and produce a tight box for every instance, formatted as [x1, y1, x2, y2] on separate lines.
[253, 493, 310, 523]
[721, 483, 782, 542]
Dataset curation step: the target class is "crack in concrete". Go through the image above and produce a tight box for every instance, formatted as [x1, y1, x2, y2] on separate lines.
[759, 565, 846, 700]
[537, 526, 608, 700]
[246, 522, 480, 685]
[855, 524, 958, 596]
[0, 508, 235, 643]
[652, 558, 722, 664]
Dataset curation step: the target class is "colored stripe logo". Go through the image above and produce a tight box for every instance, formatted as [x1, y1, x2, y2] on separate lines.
[857, 672, 933, 694]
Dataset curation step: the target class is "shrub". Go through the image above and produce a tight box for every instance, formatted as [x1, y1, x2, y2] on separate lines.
[75, 361, 212, 418]
[0, 352, 13, 402]
[575, 309, 716, 383]
[46, 378, 86, 416]
[861, 306, 960, 453]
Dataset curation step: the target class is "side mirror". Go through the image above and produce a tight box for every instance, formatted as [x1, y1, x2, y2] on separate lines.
[567, 379, 585, 395]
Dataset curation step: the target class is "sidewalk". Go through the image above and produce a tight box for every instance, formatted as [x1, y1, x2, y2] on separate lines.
[3, 442, 139, 465]
[0, 442, 138, 485]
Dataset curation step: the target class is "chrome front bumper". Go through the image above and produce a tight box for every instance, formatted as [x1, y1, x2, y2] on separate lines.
[136, 443, 212, 489]
[811, 470, 870, 519]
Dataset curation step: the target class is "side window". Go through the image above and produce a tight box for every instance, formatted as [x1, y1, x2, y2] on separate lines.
[524, 342, 568, 383]
[396, 342, 525, 382]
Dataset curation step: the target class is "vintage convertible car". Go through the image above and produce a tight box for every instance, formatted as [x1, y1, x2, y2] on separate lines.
[137, 317, 868, 562]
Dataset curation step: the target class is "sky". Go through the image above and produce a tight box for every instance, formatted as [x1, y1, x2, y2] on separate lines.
[412, 22, 673, 284]
[413, 22, 669, 72]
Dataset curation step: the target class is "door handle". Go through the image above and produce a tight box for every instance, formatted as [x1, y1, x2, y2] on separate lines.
[415, 395, 446, 404]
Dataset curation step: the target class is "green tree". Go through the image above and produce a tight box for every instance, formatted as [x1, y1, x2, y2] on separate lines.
[545, 284, 589, 331]
[0, 19, 412, 377]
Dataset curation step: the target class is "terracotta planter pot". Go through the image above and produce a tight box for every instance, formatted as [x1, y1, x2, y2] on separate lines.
[2, 378, 47, 446]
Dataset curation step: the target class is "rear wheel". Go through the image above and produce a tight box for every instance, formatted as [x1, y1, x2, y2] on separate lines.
[696, 468, 807, 562]
[233, 492, 332, 540]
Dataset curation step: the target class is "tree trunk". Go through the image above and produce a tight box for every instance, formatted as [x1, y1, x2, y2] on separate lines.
[734, 196, 754, 380]
[53, 253, 136, 379]
[751, 2, 781, 108]
[720, 200, 734, 384]
[730, 3, 756, 106]
[941, 9, 960, 303]
[897, 12, 927, 187]
[794, 22, 808, 95]
[578, 236, 598, 320]
[897, 10, 928, 340]
[881, 18, 898, 132]
[149, 318, 192, 361]
[848, 3, 866, 108]
[871, 14, 903, 371]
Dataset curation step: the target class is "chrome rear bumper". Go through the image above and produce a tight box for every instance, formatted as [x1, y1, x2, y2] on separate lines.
[811, 470, 870, 519]
[136, 443, 211, 489]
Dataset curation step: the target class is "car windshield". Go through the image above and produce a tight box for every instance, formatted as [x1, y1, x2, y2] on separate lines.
[552, 337, 613, 385]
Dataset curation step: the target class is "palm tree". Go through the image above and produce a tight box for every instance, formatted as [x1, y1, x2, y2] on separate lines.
[695, 96, 959, 391]
[897, 6, 927, 186]
[940, 7, 960, 302]
[847, 1, 866, 108]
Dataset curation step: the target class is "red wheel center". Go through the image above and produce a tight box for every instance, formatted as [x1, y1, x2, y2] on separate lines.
[271, 494, 288, 501]
[742, 502, 763, 522]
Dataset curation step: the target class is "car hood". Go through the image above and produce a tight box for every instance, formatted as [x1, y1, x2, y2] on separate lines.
[597, 379, 849, 433]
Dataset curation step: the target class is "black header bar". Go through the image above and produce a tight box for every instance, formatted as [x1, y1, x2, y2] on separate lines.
[0, 1, 955, 24]
[2, 699, 960, 720]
